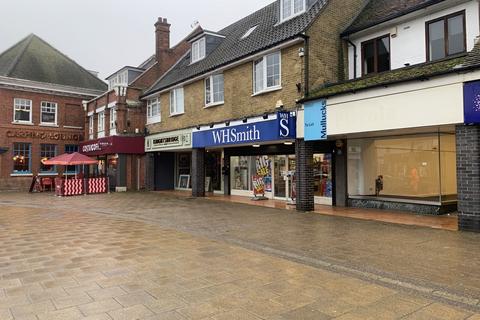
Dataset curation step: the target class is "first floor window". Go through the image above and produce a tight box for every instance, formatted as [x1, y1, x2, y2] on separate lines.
[65, 145, 79, 173]
[205, 74, 224, 106]
[110, 108, 117, 134]
[89, 116, 94, 139]
[14, 98, 32, 123]
[13, 143, 31, 173]
[362, 35, 390, 75]
[147, 98, 161, 123]
[253, 52, 281, 94]
[40, 101, 57, 125]
[40, 144, 56, 173]
[98, 111, 105, 138]
[170, 88, 184, 115]
[427, 11, 466, 61]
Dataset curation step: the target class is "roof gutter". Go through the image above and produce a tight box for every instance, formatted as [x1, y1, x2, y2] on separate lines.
[141, 37, 305, 100]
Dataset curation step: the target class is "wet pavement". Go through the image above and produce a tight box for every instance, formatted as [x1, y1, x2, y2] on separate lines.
[0, 191, 479, 319]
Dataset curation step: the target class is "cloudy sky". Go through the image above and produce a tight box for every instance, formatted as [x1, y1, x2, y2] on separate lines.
[0, 0, 273, 80]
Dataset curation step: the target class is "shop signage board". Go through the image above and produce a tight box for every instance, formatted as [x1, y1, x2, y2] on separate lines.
[193, 112, 296, 148]
[145, 130, 192, 152]
[304, 100, 327, 141]
[464, 81, 480, 124]
[80, 136, 145, 156]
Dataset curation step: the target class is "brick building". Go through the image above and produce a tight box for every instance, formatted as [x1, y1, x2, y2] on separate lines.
[142, 0, 366, 210]
[300, 0, 480, 232]
[80, 18, 194, 191]
[0, 34, 106, 191]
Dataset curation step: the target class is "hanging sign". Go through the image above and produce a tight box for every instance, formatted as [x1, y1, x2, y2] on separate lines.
[304, 100, 327, 141]
[464, 81, 480, 124]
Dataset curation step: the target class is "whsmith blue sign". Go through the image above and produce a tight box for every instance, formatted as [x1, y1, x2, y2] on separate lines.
[193, 112, 296, 148]
[304, 100, 327, 141]
[464, 81, 480, 124]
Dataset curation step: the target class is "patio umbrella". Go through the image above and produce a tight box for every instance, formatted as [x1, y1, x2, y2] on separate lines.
[43, 152, 97, 165]
[43, 152, 97, 180]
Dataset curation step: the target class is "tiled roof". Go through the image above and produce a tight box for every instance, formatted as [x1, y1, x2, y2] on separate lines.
[304, 56, 466, 100]
[144, 0, 327, 96]
[342, 0, 446, 37]
[0, 34, 107, 91]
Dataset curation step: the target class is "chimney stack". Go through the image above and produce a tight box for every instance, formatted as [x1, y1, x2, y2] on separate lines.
[155, 17, 171, 62]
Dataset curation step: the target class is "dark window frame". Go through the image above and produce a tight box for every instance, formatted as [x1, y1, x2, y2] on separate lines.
[426, 10, 466, 62]
[361, 34, 391, 76]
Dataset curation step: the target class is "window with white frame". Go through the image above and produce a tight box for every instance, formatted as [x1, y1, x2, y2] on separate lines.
[97, 111, 105, 138]
[147, 97, 161, 124]
[205, 74, 224, 106]
[281, 0, 306, 21]
[40, 144, 57, 173]
[40, 101, 57, 125]
[13, 98, 32, 123]
[253, 52, 281, 94]
[109, 108, 117, 135]
[191, 38, 206, 63]
[170, 88, 184, 115]
[89, 116, 94, 139]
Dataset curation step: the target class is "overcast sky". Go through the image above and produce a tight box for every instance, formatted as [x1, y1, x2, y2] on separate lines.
[0, 0, 273, 80]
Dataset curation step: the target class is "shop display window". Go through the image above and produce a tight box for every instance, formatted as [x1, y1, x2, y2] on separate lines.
[348, 133, 456, 203]
[230, 155, 273, 193]
[313, 154, 332, 199]
[13, 143, 31, 174]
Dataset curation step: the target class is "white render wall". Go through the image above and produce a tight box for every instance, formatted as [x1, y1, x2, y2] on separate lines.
[348, 0, 480, 79]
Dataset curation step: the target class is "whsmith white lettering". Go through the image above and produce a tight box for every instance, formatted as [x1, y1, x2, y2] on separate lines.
[212, 126, 261, 144]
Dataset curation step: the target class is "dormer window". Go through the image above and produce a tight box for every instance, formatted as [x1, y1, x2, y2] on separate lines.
[191, 38, 206, 63]
[281, 0, 306, 21]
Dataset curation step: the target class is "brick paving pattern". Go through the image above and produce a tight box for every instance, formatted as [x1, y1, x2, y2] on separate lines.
[0, 192, 479, 319]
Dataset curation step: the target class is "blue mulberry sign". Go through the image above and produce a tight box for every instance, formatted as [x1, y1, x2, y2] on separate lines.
[464, 81, 480, 124]
[304, 100, 327, 141]
[192, 112, 296, 148]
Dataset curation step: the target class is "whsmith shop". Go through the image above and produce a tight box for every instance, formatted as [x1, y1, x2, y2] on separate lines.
[146, 112, 344, 208]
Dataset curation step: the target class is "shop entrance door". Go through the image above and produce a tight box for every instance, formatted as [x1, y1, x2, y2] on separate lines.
[273, 155, 295, 200]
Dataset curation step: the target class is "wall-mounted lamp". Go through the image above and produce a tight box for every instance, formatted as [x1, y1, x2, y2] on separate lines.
[252, 144, 260, 148]
[262, 113, 269, 120]
[275, 100, 284, 110]
[209, 123, 214, 128]
[242, 117, 248, 123]
[225, 121, 230, 126]
[196, 125, 201, 130]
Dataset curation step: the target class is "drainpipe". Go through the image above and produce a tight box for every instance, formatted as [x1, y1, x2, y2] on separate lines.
[346, 39, 357, 79]
[299, 34, 310, 96]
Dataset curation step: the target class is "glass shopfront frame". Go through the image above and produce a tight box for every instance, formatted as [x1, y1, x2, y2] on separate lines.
[347, 132, 457, 204]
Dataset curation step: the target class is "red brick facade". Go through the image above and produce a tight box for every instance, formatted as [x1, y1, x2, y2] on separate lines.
[0, 87, 91, 191]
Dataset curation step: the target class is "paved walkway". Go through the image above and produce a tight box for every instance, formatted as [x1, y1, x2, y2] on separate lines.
[0, 192, 479, 319]
[161, 190, 459, 231]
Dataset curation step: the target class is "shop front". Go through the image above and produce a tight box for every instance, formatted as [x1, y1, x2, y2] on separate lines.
[304, 74, 465, 214]
[145, 129, 193, 191]
[80, 136, 145, 191]
[192, 112, 301, 202]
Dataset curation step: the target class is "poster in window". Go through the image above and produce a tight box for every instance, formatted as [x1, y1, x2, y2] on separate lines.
[178, 174, 190, 189]
[256, 156, 272, 192]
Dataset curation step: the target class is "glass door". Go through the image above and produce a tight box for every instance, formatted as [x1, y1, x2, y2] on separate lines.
[313, 153, 333, 205]
[274, 155, 287, 199]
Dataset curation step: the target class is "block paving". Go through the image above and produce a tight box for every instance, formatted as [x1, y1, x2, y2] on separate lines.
[0, 192, 479, 319]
